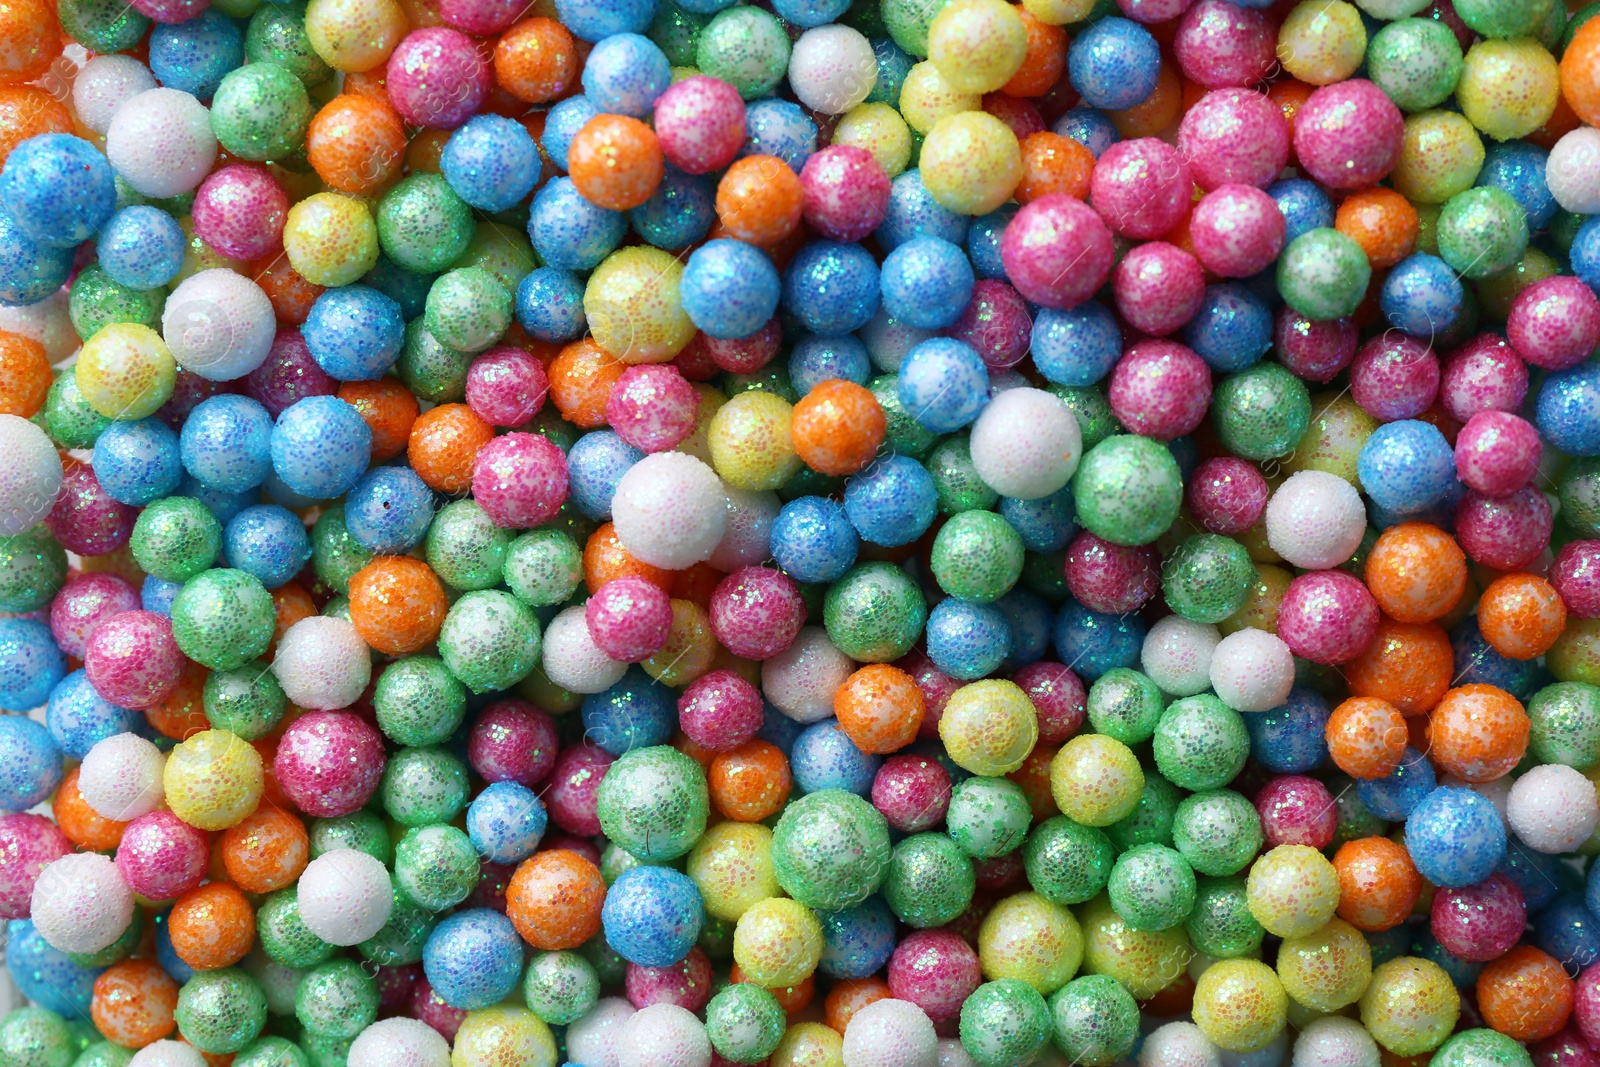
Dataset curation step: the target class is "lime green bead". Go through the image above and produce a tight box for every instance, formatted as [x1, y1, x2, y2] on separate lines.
[1212, 362, 1312, 461]
[1172, 790, 1263, 877]
[175, 969, 269, 1054]
[771, 788, 891, 910]
[1277, 228, 1371, 322]
[1162, 534, 1254, 624]
[69, 265, 165, 339]
[823, 561, 928, 662]
[438, 589, 542, 694]
[256, 888, 337, 969]
[72, 1042, 135, 1067]
[394, 824, 479, 911]
[596, 745, 711, 863]
[0, 1007, 75, 1067]
[959, 979, 1052, 1067]
[1050, 385, 1121, 451]
[373, 655, 466, 747]
[0, 527, 68, 612]
[1072, 435, 1182, 547]
[211, 63, 312, 162]
[425, 267, 513, 354]
[295, 959, 377, 1040]
[67, 909, 143, 967]
[1184, 875, 1265, 959]
[1438, 186, 1529, 281]
[947, 775, 1032, 859]
[1154, 694, 1251, 791]
[580, 934, 627, 987]
[1048, 975, 1140, 1067]
[58, 0, 149, 51]
[310, 505, 373, 596]
[301, 1031, 353, 1067]
[397, 319, 473, 404]
[696, 6, 791, 99]
[130, 497, 222, 583]
[883, 0, 946, 54]
[523, 951, 601, 1027]
[245, 3, 331, 87]
[504, 528, 584, 607]
[1455, 0, 1554, 37]
[170, 567, 275, 671]
[1527, 681, 1600, 769]
[1106, 844, 1196, 932]
[928, 436, 999, 515]
[377, 174, 475, 275]
[451, 220, 536, 297]
[1105, 772, 1182, 852]
[883, 831, 977, 928]
[1432, 1028, 1536, 1067]
[234, 1038, 310, 1067]
[426, 499, 512, 592]
[1086, 668, 1165, 744]
[705, 982, 786, 1065]
[380, 746, 470, 827]
[930, 510, 1024, 603]
[1366, 18, 1463, 112]
[1022, 816, 1114, 906]
[204, 661, 288, 741]
[309, 810, 392, 864]
[44, 369, 113, 449]
[870, 375, 938, 459]
[356, 890, 434, 968]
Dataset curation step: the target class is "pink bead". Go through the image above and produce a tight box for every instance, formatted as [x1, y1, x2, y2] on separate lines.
[677, 669, 763, 752]
[46, 464, 136, 559]
[1532, 1026, 1600, 1067]
[1107, 339, 1212, 439]
[1177, 88, 1290, 191]
[376, 964, 421, 1016]
[158, 370, 234, 430]
[1350, 333, 1439, 422]
[1173, 0, 1275, 88]
[1440, 333, 1528, 423]
[1001, 195, 1115, 310]
[1274, 309, 1357, 384]
[273, 710, 386, 818]
[887, 930, 981, 1027]
[982, 93, 1044, 141]
[471, 432, 569, 529]
[541, 833, 601, 867]
[1186, 458, 1268, 536]
[114, 809, 209, 901]
[896, 649, 960, 740]
[1119, 0, 1193, 22]
[438, 0, 520, 35]
[1455, 487, 1553, 572]
[412, 976, 468, 1043]
[127, 0, 206, 22]
[192, 164, 288, 262]
[1254, 774, 1336, 850]
[654, 76, 747, 176]
[49, 573, 138, 660]
[1293, 80, 1404, 191]
[246, 328, 338, 418]
[872, 754, 952, 833]
[464, 861, 513, 913]
[1579, 965, 1600, 1049]
[946, 280, 1031, 371]
[1430, 872, 1524, 963]
[1112, 242, 1205, 336]
[672, 337, 719, 382]
[708, 566, 805, 661]
[703, 318, 781, 374]
[799, 145, 891, 242]
[627, 948, 713, 1011]
[385, 28, 491, 130]
[1509, 276, 1600, 372]
[545, 742, 614, 836]
[1554, 541, 1600, 620]
[1012, 661, 1086, 744]
[1090, 138, 1192, 240]
[83, 610, 182, 710]
[1062, 531, 1161, 614]
[586, 577, 672, 663]
[1454, 411, 1540, 498]
[1276, 570, 1379, 665]
[468, 700, 559, 786]
[0, 813, 71, 920]
[974, 851, 1025, 893]
[606, 364, 699, 453]
[466, 347, 549, 428]
[1188, 184, 1285, 278]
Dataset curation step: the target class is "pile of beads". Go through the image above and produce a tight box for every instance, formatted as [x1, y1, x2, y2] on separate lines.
[6, 0, 1600, 1064]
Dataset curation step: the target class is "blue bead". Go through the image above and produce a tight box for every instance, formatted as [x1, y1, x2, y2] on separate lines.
[155, 916, 195, 985]
[1534, 894, 1600, 969]
[1450, 617, 1544, 702]
[303, 285, 405, 382]
[1052, 108, 1120, 158]
[517, 267, 589, 342]
[529, 177, 626, 271]
[1574, 216, 1600, 294]
[270, 395, 372, 500]
[0, 134, 116, 249]
[423, 909, 526, 1010]
[344, 466, 435, 555]
[679, 0, 736, 10]
[741, 99, 817, 172]
[1357, 746, 1436, 821]
[148, 11, 243, 99]
[966, 205, 1018, 280]
[1052, 601, 1143, 681]
[1411, 930, 1481, 989]
[0, 715, 60, 812]
[582, 32, 671, 116]
[466, 781, 548, 865]
[998, 590, 1051, 671]
[1476, 141, 1556, 231]
[178, 473, 255, 528]
[783, 241, 880, 337]
[0, 618, 63, 713]
[927, 598, 1011, 681]
[568, 431, 643, 522]
[1497, 844, 1573, 914]
[1268, 179, 1334, 245]
[1183, 284, 1272, 372]
[555, 0, 657, 40]
[93, 417, 182, 507]
[682, 238, 781, 339]
[771, 0, 849, 25]
[758, 701, 805, 755]
[1357, 419, 1456, 514]
[46, 669, 137, 760]
[877, 170, 969, 252]
[180, 394, 274, 494]
[816, 896, 896, 979]
[601, 866, 704, 966]
[541, 95, 599, 172]
[224, 504, 313, 589]
[97, 206, 186, 291]
[1001, 487, 1078, 553]
[772, 495, 859, 584]
[1067, 18, 1160, 111]
[843, 455, 936, 547]
[141, 575, 183, 615]
[1537, 360, 1600, 457]
[1032, 301, 1121, 386]
[629, 166, 716, 250]
[6, 921, 103, 1019]
[866, 38, 915, 108]
[790, 719, 880, 795]
[1381, 253, 1463, 339]
[1241, 686, 1329, 774]
[790, 335, 871, 393]
[582, 667, 677, 756]
[1404, 786, 1505, 889]
[897, 337, 989, 433]
[0, 208, 73, 306]
[441, 114, 540, 213]
[879, 236, 974, 331]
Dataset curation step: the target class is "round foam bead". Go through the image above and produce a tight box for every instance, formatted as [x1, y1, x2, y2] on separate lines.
[130, 1042, 209, 1067]
[1548, 128, 1600, 215]
[347, 1018, 451, 1067]
[1141, 615, 1220, 698]
[617, 1003, 712, 1067]
[843, 999, 937, 1067]
[1209, 629, 1295, 713]
[72, 55, 157, 135]
[297, 848, 394, 945]
[0, 415, 62, 536]
[162, 271, 275, 381]
[969, 389, 1081, 500]
[1291, 1016, 1380, 1067]
[105, 88, 218, 199]
[790, 25, 878, 115]
[543, 605, 629, 695]
[1264, 470, 1367, 570]
[30, 852, 133, 954]
[612, 452, 729, 570]
[272, 616, 372, 711]
[79, 732, 165, 822]
[1506, 764, 1598, 854]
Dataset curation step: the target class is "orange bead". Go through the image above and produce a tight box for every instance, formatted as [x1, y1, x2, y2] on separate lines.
[1476, 945, 1574, 1043]
[347, 556, 448, 655]
[834, 664, 924, 754]
[220, 806, 309, 894]
[824, 977, 891, 1034]
[168, 882, 256, 971]
[584, 521, 674, 595]
[343, 69, 391, 102]
[1344, 616, 1454, 715]
[791, 380, 886, 477]
[708, 740, 791, 822]
[307, 94, 407, 197]
[251, 256, 325, 326]
[1427, 684, 1529, 784]
[0, 330, 50, 418]
[1527, 90, 1582, 152]
[568, 114, 664, 211]
[1000, 8, 1066, 97]
[1007, 743, 1059, 823]
[1015, 131, 1095, 204]
[1335, 187, 1417, 270]
[146, 659, 211, 741]
[408, 403, 494, 493]
[271, 582, 317, 652]
[0, 86, 71, 168]
[0, 0, 61, 85]
[1267, 79, 1315, 167]
[670, 561, 724, 610]
[339, 378, 420, 463]
[506, 849, 606, 950]
[1326, 695, 1409, 780]
[716, 156, 804, 247]
[1109, 59, 1181, 140]
[54, 766, 127, 852]
[1331, 836, 1421, 932]
[1477, 572, 1566, 661]
[92, 959, 179, 1049]
[550, 339, 626, 430]
[732, 964, 814, 1015]
[1363, 522, 1466, 624]
[495, 17, 578, 103]
[1560, 17, 1600, 129]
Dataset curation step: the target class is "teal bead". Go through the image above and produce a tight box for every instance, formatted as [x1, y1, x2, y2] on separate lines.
[58, 0, 150, 51]
[1276, 228, 1371, 322]
[947, 775, 1032, 859]
[204, 660, 288, 740]
[1106, 844, 1196, 932]
[373, 655, 466, 747]
[1437, 187, 1529, 280]
[503, 529, 584, 607]
[130, 496, 222, 583]
[1022, 816, 1115, 906]
[175, 969, 269, 1054]
[523, 951, 601, 1026]
[1171, 790, 1263, 878]
[1153, 694, 1250, 791]
[930, 510, 1025, 604]
[437, 590, 542, 694]
[1183, 876, 1264, 960]
[705, 982, 787, 1064]
[1105, 772, 1182, 852]
[595, 745, 710, 862]
[770, 788, 892, 910]
[959, 979, 1052, 1067]
[1086, 668, 1165, 745]
[1162, 534, 1254, 624]
[170, 567, 276, 671]
[380, 746, 470, 827]
[823, 561, 928, 662]
[425, 499, 512, 592]
[1211, 362, 1311, 461]
[295, 959, 377, 1041]
[1047, 975, 1140, 1067]
[394, 825, 479, 911]
[883, 831, 976, 928]
[1072, 435, 1182, 547]
[309, 810, 392, 863]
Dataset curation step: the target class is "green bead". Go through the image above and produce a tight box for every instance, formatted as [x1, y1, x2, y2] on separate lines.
[596, 745, 710, 862]
[651, 0, 710, 67]
[1106, 844, 1196, 933]
[425, 267, 512, 354]
[426, 499, 513, 591]
[927, 436, 999, 515]
[1021, 549, 1071, 603]
[358, 888, 436, 966]
[883, 831, 976, 928]
[523, 951, 601, 1026]
[69, 265, 165, 339]
[696, 6, 791, 99]
[959, 979, 1051, 1067]
[770, 788, 891, 910]
[211, 63, 312, 162]
[1454, 0, 1553, 37]
[1438, 186, 1529, 281]
[66, 908, 143, 967]
[1047, 975, 1140, 1067]
[170, 567, 275, 670]
[705, 982, 787, 1064]
[211, 0, 261, 18]
[1171, 790, 1263, 878]
[310, 505, 373, 596]
[1072, 435, 1182, 547]
[245, 3, 332, 87]
[947, 776, 1031, 859]
[204, 660, 289, 740]
[394, 824, 479, 911]
[374, 656, 466, 747]
[240, 952, 305, 1016]
[176, 969, 269, 1054]
[451, 221, 536, 299]
[438, 589, 542, 694]
[1327, 772, 1388, 843]
[235, 1037, 311, 1067]
[823, 561, 928, 662]
[1022, 816, 1114, 906]
[1560, 458, 1600, 537]
[930, 511, 1024, 603]
[397, 318, 473, 404]
[381, 746, 470, 827]
[1212, 363, 1311, 461]
[1183, 876, 1263, 959]
[1086, 668, 1164, 745]
[130, 497, 222, 583]
[300, 1030, 352, 1067]
[0, 1007, 75, 1067]
[601, 839, 664, 884]
[580, 933, 627, 987]
[1154, 694, 1250, 791]
[870, 375, 937, 459]
[0, 527, 68, 612]
[699, 914, 736, 961]
[1277, 228, 1371, 321]
[504, 529, 584, 607]
[72, 1042, 134, 1067]
[44, 369, 112, 449]
[882, 0, 945, 54]
[1528, 681, 1600, 769]
[1104, 772, 1181, 852]
[57, 0, 149, 52]
[1049, 385, 1121, 451]
[1162, 534, 1254, 624]
[295, 959, 377, 1041]
[1431, 1027, 1535, 1067]
[257, 888, 337, 969]
[377, 174, 475, 275]
[1366, 18, 1463, 112]
[309, 810, 392, 864]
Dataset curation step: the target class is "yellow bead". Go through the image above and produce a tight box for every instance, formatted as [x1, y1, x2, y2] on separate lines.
[163, 729, 264, 832]
[928, 0, 1028, 94]
[74, 322, 177, 421]
[708, 390, 800, 491]
[1456, 38, 1559, 142]
[584, 246, 697, 365]
[772, 1022, 844, 1067]
[304, 0, 407, 73]
[1390, 111, 1485, 204]
[920, 111, 1022, 216]
[832, 103, 914, 178]
[452, 1006, 558, 1067]
[1192, 958, 1289, 1053]
[1076, 894, 1190, 1000]
[1050, 735, 1144, 827]
[940, 679, 1039, 776]
[283, 191, 380, 287]
[1246, 844, 1341, 938]
[733, 897, 823, 988]
[978, 891, 1084, 994]
[898, 62, 980, 136]
[687, 822, 779, 923]
[1358, 956, 1459, 1057]
[1276, 0, 1367, 85]
[1276, 917, 1373, 1012]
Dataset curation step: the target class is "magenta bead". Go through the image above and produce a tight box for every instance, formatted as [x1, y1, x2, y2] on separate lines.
[586, 576, 672, 663]
[1107, 338, 1212, 438]
[677, 669, 763, 752]
[946, 279, 1031, 371]
[467, 700, 559, 786]
[1430, 872, 1524, 963]
[471, 432, 569, 529]
[192, 164, 288, 262]
[465, 347, 549, 428]
[1276, 570, 1379, 665]
[708, 566, 805, 661]
[411, 976, 468, 1043]
[385, 28, 491, 129]
[49, 573, 139, 660]
[799, 145, 891, 242]
[377, 964, 422, 1016]
[0, 813, 71, 921]
[606, 364, 699, 453]
[45, 464, 136, 558]
[1173, 0, 1275, 89]
[1117, 0, 1192, 20]
[246, 328, 338, 417]
[1186, 457, 1268, 537]
[113, 809, 209, 901]
[871, 754, 952, 833]
[1455, 486, 1553, 572]
[540, 833, 601, 868]
[1062, 531, 1160, 614]
[1188, 183, 1285, 278]
[1293, 80, 1404, 191]
[1553, 541, 1600, 620]
[1533, 1026, 1600, 1067]
[127, 0, 206, 22]
[974, 851, 1025, 893]
[464, 860, 513, 913]
[1112, 242, 1205, 336]
[654, 75, 747, 176]
[1455, 410, 1541, 498]
[1176, 88, 1290, 191]
[1001, 194, 1115, 310]
[704, 318, 781, 374]
[83, 610, 182, 710]
[887, 929, 981, 1027]
[1254, 774, 1336, 850]
[1012, 661, 1086, 745]
[982, 93, 1043, 140]
[273, 710, 386, 818]
[157, 370, 233, 430]
[437, 0, 520, 35]
[897, 650, 960, 740]
[1350, 333, 1439, 422]
[1090, 138, 1192, 240]
[1274, 308, 1357, 384]
[1579, 966, 1600, 1051]
[544, 742, 614, 836]
[1509, 276, 1600, 372]
[1439, 333, 1529, 424]
[627, 948, 713, 1011]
